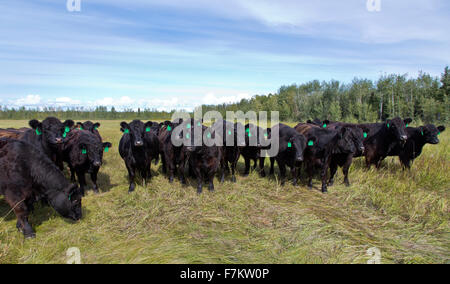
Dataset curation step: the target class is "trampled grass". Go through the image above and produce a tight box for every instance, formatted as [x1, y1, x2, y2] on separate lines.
[0, 120, 448, 264]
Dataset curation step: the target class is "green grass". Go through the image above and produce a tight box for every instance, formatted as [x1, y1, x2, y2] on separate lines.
[0, 120, 449, 264]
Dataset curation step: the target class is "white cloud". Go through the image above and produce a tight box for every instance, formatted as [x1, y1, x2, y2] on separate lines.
[12, 94, 41, 106]
[202, 93, 252, 105]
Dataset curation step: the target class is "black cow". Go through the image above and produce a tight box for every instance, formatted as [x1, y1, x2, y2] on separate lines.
[0, 138, 82, 238]
[312, 121, 368, 187]
[241, 123, 271, 177]
[211, 120, 246, 182]
[357, 117, 412, 168]
[177, 120, 225, 194]
[388, 124, 445, 168]
[0, 117, 74, 170]
[63, 129, 112, 195]
[77, 121, 102, 141]
[119, 120, 160, 193]
[295, 123, 356, 193]
[269, 123, 307, 186]
[158, 120, 183, 183]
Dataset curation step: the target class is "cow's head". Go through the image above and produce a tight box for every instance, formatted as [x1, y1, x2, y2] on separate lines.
[287, 133, 307, 162]
[334, 126, 356, 154]
[78, 132, 112, 168]
[180, 119, 204, 152]
[386, 117, 411, 145]
[349, 126, 368, 155]
[50, 184, 83, 221]
[418, 125, 445, 144]
[29, 117, 74, 147]
[77, 121, 101, 133]
[120, 120, 153, 147]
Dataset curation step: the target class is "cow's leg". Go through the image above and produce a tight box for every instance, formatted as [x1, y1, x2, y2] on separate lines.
[76, 170, 87, 196]
[231, 155, 238, 183]
[321, 158, 330, 193]
[194, 166, 203, 194]
[269, 158, 275, 175]
[161, 153, 167, 174]
[278, 160, 287, 186]
[90, 167, 100, 194]
[244, 158, 250, 176]
[69, 165, 76, 183]
[208, 172, 215, 192]
[306, 163, 314, 190]
[328, 160, 338, 187]
[8, 197, 34, 238]
[126, 164, 136, 193]
[342, 155, 353, 186]
[291, 165, 298, 186]
[252, 158, 258, 170]
[259, 157, 266, 177]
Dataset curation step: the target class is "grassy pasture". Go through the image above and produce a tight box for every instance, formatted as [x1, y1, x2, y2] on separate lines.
[0, 120, 449, 264]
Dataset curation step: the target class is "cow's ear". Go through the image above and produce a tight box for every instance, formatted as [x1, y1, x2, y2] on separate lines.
[120, 122, 129, 132]
[76, 122, 84, 129]
[103, 142, 112, 149]
[29, 119, 42, 130]
[404, 118, 413, 125]
[322, 120, 330, 128]
[418, 126, 425, 136]
[78, 143, 87, 151]
[144, 121, 153, 132]
[361, 127, 370, 138]
[386, 120, 392, 128]
[93, 123, 101, 130]
[266, 128, 272, 137]
[437, 126, 445, 133]
[307, 136, 317, 147]
[307, 120, 312, 124]
[64, 120, 75, 128]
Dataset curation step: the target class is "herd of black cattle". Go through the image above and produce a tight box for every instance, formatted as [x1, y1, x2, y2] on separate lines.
[0, 117, 445, 238]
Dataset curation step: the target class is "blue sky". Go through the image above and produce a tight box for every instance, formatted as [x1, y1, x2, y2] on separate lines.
[0, 0, 449, 111]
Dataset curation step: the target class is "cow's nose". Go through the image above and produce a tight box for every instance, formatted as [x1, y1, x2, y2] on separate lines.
[360, 147, 365, 153]
[401, 135, 407, 141]
[186, 146, 195, 152]
[134, 141, 143, 147]
[93, 161, 102, 167]
[296, 156, 303, 162]
[56, 138, 63, 144]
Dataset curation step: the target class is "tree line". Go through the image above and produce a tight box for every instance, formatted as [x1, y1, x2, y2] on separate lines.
[1, 67, 449, 124]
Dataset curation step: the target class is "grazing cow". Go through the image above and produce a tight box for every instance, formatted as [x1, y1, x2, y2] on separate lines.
[387, 124, 445, 169]
[63, 129, 112, 195]
[269, 123, 307, 186]
[295, 123, 355, 193]
[211, 120, 246, 182]
[119, 120, 160, 193]
[0, 138, 82, 238]
[241, 123, 271, 177]
[357, 117, 412, 168]
[77, 121, 102, 141]
[177, 120, 225, 193]
[313, 121, 369, 187]
[158, 120, 183, 183]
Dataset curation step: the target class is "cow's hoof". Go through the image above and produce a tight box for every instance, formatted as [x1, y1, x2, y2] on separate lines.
[24, 232, 36, 239]
[231, 176, 236, 183]
[208, 185, 215, 192]
[328, 181, 334, 187]
[169, 177, 174, 183]
[260, 171, 266, 178]
[344, 180, 350, 187]
[322, 188, 328, 194]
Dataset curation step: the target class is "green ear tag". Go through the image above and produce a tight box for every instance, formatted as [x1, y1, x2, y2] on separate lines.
[421, 131, 424, 136]
[287, 142, 292, 148]
[363, 132, 368, 138]
[405, 124, 409, 127]
[63, 132, 67, 138]
[94, 126, 98, 130]
[207, 133, 211, 139]
[187, 123, 191, 129]
[438, 132, 441, 136]
[146, 127, 151, 132]
[82, 149, 87, 155]
[105, 147, 109, 153]
[167, 126, 172, 131]
[186, 133, 190, 139]
[264, 133, 268, 138]
[36, 129, 42, 136]
[68, 193, 72, 201]
[197, 122, 201, 127]
[308, 140, 314, 146]
[124, 129, 130, 134]
[228, 131, 232, 135]
[245, 128, 250, 133]
[248, 133, 252, 137]
[323, 124, 327, 128]
[387, 123, 390, 128]
[80, 127, 83, 130]
[65, 126, 70, 133]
